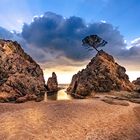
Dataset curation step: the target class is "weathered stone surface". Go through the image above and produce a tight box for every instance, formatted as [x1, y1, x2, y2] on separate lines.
[0, 39, 45, 102]
[132, 77, 140, 93]
[67, 50, 134, 97]
[46, 72, 58, 92]
[101, 97, 129, 106]
[132, 78, 140, 85]
[129, 98, 140, 104]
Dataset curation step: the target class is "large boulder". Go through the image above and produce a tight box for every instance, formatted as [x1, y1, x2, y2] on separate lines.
[0, 39, 45, 103]
[67, 50, 134, 97]
[46, 72, 58, 92]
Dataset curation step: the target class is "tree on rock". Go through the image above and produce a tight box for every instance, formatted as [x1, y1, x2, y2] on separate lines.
[82, 35, 107, 52]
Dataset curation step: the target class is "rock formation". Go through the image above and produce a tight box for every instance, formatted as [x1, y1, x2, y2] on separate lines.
[67, 50, 134, 97]
[0, 39, 45, 103]
[132, 77, 140, 93]
[133, 77, 140, 85]
[46, 72, 58, 92]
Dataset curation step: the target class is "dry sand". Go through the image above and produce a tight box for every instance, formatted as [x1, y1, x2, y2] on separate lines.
[0, 99, 140, 140]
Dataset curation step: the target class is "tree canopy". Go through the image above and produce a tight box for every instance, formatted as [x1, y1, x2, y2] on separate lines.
[82, 35, 107, 52]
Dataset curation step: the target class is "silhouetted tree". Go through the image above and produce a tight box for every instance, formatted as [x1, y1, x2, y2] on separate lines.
[82, 35, 107, 52]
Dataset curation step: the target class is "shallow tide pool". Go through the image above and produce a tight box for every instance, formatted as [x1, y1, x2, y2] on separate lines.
[44, 89, 73, 101]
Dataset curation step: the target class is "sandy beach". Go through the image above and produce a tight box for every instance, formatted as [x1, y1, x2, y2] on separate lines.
[0, 99, 140, 140]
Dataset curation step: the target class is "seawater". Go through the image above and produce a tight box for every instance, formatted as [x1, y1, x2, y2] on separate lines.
[44, 89, 72, 101]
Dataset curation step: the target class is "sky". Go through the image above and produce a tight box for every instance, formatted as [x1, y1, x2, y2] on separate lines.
[0, 0, 140, 83]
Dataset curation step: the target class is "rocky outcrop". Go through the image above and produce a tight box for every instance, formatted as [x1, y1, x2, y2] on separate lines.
[67, 50, 134, 97]
[46, 72, 58, 92]
[0, 39, 45, 103]
[132, 78, 140, 93]
[133, 78, 140, 85]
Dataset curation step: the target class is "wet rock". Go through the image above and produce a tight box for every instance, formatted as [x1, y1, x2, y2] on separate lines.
[0, 40, 45, 103]
[16, 96, 28, 103]
[71, 93, 85, 99]
[129, 98, 140, 104]
[67, 50, 134, 97]
[101, 97, 129, 106]
[46, 72, 58, 92]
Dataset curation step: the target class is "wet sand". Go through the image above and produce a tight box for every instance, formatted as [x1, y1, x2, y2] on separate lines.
[0, 99, 140, 140]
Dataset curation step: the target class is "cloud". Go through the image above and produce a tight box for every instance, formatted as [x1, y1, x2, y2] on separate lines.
[0, 26, 28, 49]
[100, 20, 107, 23]
[118, 38, 140, 64]
[0, 27, 13, 39]
[21, 12, 126, 63]
[0, 11, 140, 70]
[111, 37, 140, 71]
[130, 37, 140, 47]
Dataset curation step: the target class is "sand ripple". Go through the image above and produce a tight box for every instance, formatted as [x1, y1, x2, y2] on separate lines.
[0, 100, 140, 140]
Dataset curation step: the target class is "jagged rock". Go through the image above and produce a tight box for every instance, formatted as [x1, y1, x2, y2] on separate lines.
[46, 72, 58, 92]
[133, 78, 140, 85]
[132, 78, 140, 93]
[0, 39, 45, 103]
[67, 50, 134, 97]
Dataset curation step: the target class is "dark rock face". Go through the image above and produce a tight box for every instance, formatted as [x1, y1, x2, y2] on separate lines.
[0, 40, 45, 103]
[132, 78, 140, 93]
[46, 72, 58, 92]
[67, 50, 134, 97]
[133, 78, 140, 85]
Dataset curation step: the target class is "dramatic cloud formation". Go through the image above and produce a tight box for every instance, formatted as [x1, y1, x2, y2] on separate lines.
[131, 38, 140, 47]
[119, 38, 140, 58]
[118, 37, 140, 71]
[0, 12, 140, 71]
[0, 27, 13, 39]
[21, 12, 126, 63]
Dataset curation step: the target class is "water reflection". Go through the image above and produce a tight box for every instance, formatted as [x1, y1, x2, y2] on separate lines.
[47, 92, 57, 100]
[44, 92, 48, 102]
[57, 89, 72, 100]
[45, 89, 72, 101]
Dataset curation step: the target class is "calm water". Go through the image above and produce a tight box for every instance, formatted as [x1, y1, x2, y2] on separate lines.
[44, 89, 73, 101]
